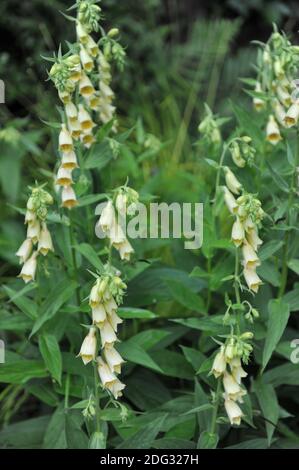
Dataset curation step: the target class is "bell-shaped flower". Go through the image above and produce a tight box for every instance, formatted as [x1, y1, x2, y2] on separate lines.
[78, 327, 97, 365]
[18, 251, 38, 283]
[16, 238, 33, 264]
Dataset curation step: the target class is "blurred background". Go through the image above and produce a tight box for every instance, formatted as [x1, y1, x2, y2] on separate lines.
[1, 0, 299, 277]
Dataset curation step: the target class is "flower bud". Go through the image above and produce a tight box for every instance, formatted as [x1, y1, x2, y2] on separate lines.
[108, 28, 119, 38]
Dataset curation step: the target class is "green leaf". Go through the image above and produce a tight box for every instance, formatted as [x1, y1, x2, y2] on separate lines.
[266, 161, 289, 193]
[262, 299, 290, 371]
[288, 259, 299, 275]
[74, 243, 104, 271]
[117, 415, 167, 449]
[84, 141, 113, 170]
[164, 278, 205, 313]
[43, 404, 67, 449]
[153, 438, 195, 449]
[118, 307, 157, 319]
[254, 379, 279, 445]
[65, 412, 89, 449]
[78, 193, 106, 207]
[259, 240, 284, 261]
[117, 341, 162, 373]
[3, 285, 37, 319]
[0, 360, 47, 384]
[172, 316, 228, 334]
[150, 350, 194, 379]
[31, 280, 78, 336]
[198, 431, 219, 449]
[39, 334, 62, 384]
[0, 416, 50, 449]
[232, 102, 263, 144]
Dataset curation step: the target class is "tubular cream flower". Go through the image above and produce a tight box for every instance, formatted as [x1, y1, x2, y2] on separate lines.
[110, 378, 125, 399]
[224, 396, 243, 426]
[61, 186, 78, 209]
[242, 241, 260, 269]
[223, 187, 238, 214]
[108, 310, 123, 332]
[56, 166, 73, 186]
[25, 209, 36, 224]
[68, 119, 82, 140]
[230, 357, 248, 384]
[18, 251, 38, 283]
[78, 104, 95, 131]
[86, 35, 99, 57]
[89, 278, 101, 308]
[224, 167, 242, 195]
[92, 304, 107, 327]
[99, 320, 117, 348]
[27, 219, 41, 244]
[231, 217, 245, 247]
[247, 228, 263, 251]
[223, 372, 246, 402]
[65, 102, 78, 123]
[38, 223, 54, 256]
[16, 238, 33, 264]
[211, 346, 227, 378]
[59, 125, 73, 152]
[243, 267, 263, 293]
[253, 82, 265, 111]
[104, 296, 118, 315]
[104, 346, 125, 374]
[79, 73, 95, 98]
[266, 115, 282, 145]
[78, 327, 97, 365]
[97, 357, 117, 387]
[284, 102, 299, 128]
[115, 238, 134, 261]
[80, 46, 94, 72]
[76, 22, 88, 44]
[61, 151, 79, 170]
[98, 200, 115, 233]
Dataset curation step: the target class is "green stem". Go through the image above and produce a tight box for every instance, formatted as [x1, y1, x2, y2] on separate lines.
[234, 247, 241, 335]
[210, 379, 222, 434]
[93, 359, 101, 433]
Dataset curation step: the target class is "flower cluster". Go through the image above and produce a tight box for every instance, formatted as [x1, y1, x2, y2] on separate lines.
[252, 27, 299, 142]
[223, 172, 264, 293]
[78, 266, 126, 399]
[198, 104, 223, 145]
[97, 186, 139, 261]
[229, 136, 256, 168]
[48, 0, 125, 208]
[16, 186, 54, 283]
[211, 332, 253, 425]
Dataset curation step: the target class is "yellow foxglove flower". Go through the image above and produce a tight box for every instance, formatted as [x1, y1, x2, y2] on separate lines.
[224, 167, 242, 195]
[58, 90, 71, 104]
[230, 357, 248, 384]
[108, 310, 123, 332]
[81, 132, 95, 148]
[88, 94, 101, 111]
[104, 346, 125, 374]
[247, 228, 263, 251]
[68, 119, 82, 140]
[110, 378, 125, 399]
[18, 251, 38, 283]
[109, 220, 126, 245]
[266, 115, 282, 145]
[115, 238, 134, 261]
[78, 104, 95, 131]
[284, 102, 299, 128]
[59, 125, 73, 153]
[38, 223, 54, 256]
[104, 297, 118, 315]
[253, 82, 265, 111]
[25, 209, 36, 224]
[277, 86, 292, 107]
[56, 166, 73, 186]
[243, 267, 262, 293]
[224, 396, 243, 426]
[211, 346, 227, 378]
[99, 81, 114, 99]
[97, 357, 117, 387]
[223, 187, 238, 214]
[65, 102, 78, 124]
[223, 372, 246, 402]
[89, 279, 101, 308]
[273, 99, 286, 125]
[99, 320, 117, 348]
[116, 193, 127, 216]
[76, 22, 88, 44]
[231, 217, 245, 247]
[92, 305, 107, 327]
[78, 327, 97, 365]
[79, 73, 95, 98]
[242, 241, 260, 269]
[98, 200, 115, 233]
[27, 219, 41, 244]
[86, 35, 99, 57]
[61, 151, 79, 170]
[16, 238, 33, 264]
[61, 186, 78, 209]
[80, 46, 94, 72]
